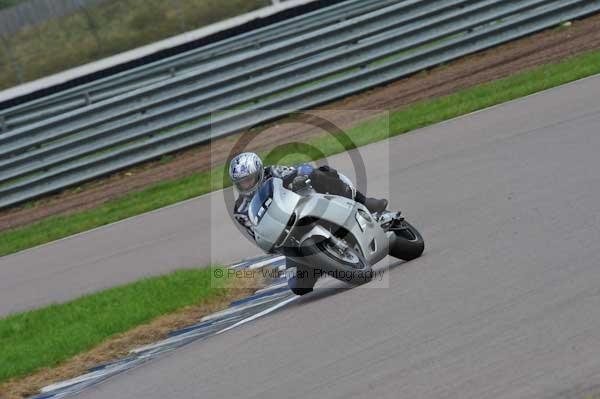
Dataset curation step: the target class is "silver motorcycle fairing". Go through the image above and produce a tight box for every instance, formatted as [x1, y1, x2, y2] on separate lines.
[294, 193, 389, 265]
[250, 177, 390, 266]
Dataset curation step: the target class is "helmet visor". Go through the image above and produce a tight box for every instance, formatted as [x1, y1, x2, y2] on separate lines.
[236, 174, 259, 193]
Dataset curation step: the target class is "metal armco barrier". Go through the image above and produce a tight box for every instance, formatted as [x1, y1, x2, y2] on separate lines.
[0, 0, 599, 209]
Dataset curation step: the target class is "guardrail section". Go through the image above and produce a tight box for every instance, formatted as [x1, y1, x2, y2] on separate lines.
[0, 0, 599, 209]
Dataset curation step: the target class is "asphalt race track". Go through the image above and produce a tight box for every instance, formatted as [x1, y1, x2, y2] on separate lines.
[0, 177, 261, 317]
[4, 74, 600, 398]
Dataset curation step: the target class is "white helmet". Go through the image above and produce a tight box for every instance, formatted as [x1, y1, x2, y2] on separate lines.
[229, 152, 264, 195]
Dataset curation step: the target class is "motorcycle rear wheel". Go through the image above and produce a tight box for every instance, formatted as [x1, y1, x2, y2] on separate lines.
[389, 220, 425, 261]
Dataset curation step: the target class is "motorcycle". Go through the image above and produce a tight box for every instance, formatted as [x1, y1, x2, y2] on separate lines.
[249, 176, 424, 295]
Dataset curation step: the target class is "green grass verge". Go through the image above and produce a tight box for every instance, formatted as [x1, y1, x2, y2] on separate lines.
[0, 267, 227, 383]
[1, 49, 599, 257]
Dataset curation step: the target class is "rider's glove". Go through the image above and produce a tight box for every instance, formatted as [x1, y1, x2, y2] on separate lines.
[291, 175, 311, 192]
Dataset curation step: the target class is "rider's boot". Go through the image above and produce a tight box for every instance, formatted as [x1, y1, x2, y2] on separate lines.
[310, 166, 388, 213]
[354, 191, 388, 213]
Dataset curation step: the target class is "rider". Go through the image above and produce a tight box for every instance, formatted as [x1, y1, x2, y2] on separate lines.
[229, 152, 388, 239]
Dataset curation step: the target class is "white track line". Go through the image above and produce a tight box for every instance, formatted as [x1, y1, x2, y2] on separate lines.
[216, 295, 298, 335]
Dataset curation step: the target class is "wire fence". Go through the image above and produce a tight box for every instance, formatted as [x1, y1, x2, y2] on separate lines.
[0, 0, 110, 36]
[0, 0, 270, 89]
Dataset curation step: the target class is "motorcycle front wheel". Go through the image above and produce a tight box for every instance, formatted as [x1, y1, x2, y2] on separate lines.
[287, 261, 319, 296]
[300, 237, 374, 285]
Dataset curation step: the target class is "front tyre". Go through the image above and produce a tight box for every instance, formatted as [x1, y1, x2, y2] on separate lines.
[300, 237, 373, 285]
[389, 220, 425, 261]
[287, 261, 318, 296]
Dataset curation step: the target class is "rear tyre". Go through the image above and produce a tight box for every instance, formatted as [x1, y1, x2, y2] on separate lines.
[389, 220, 425, 261]
[300, 237, 373, 285]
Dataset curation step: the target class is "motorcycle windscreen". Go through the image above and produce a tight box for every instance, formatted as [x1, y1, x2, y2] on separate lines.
[249, 178, 274, 226]
[249, 178, 301, 252]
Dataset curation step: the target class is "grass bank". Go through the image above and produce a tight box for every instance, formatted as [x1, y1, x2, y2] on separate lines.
[0, 0, 21, 10]
[0, 267, 244, 388]
[0, 0, 268, 89]
[1, 49, 600, 257]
